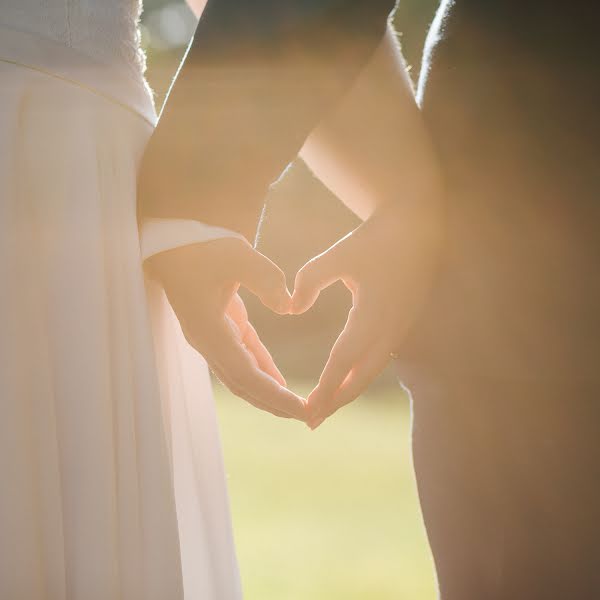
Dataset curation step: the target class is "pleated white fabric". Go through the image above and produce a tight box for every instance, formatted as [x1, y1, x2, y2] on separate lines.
[0, 35, 242, 600]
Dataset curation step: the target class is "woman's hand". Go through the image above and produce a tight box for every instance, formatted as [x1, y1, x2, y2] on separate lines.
[147, 238, 308, 421]
[292, 201, 443, 428]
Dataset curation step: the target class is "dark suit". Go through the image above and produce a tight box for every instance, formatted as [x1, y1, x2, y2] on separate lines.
[400, 1, 600, 597]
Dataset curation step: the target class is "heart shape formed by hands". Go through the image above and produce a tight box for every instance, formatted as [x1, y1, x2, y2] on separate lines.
[149, 201, 442, 429]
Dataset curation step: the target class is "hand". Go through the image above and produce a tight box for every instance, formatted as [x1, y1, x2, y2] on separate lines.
[147, 238, 307, 421]
[291, 202, 443, 428]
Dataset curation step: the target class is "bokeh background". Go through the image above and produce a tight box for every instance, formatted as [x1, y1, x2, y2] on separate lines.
[142, 2, 440, 598]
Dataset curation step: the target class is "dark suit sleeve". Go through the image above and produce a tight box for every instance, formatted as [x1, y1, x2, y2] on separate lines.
[138, 0, 398, 241]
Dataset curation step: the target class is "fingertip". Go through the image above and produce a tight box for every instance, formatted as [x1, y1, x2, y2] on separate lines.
[261, 364, 287, 388]
[289, 297, 303, 315]
[290, 293, 313, 315]
[265, 282, 293, 315]
[283, 388, 310, 423]
[273, 370, 287, 388]
[277, 288, 293, 315]
[260, 291, 290, 316]
[306, 390, 328, 424]
[291, 267, 313, 314]
[309, 416, 325, 430]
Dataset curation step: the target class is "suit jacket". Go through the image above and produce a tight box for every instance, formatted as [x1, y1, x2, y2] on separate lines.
[138, 0, 397, 240]
[400, 0, 600, 381]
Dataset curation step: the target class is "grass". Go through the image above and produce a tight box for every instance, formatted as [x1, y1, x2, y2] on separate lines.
[215, 383, 437, 600]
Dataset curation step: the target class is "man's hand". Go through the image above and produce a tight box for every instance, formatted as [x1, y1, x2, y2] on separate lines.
[147, 238, 307, 421]
[292, 202, 443, 428]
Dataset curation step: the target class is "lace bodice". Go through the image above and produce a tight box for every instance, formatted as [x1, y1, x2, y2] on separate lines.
[0, 0, 146, 76]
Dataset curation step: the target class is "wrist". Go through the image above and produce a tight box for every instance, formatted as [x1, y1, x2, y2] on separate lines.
[140, 218, 249, 286]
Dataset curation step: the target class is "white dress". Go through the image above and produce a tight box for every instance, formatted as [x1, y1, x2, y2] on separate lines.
[0, 3, 242, 599]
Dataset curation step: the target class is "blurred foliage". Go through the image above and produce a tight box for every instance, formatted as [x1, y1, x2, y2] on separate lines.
[142, 0, 440, 383]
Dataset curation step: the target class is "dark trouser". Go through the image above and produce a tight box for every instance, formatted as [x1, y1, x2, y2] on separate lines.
[402, 371, 600, 598]
[409, 3, 600, 595]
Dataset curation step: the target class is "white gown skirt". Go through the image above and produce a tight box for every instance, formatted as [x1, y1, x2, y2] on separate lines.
[0, 35, 241, 600]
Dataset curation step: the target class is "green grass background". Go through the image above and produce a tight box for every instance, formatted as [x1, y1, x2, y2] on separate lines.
[215, 384, 437, 599]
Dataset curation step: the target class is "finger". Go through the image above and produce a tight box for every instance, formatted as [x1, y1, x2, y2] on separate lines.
[190, 317, 306, 420]
[225, 295, 286, 386]
[242, 322, 287, 387]
[309, 344, 391, 428]
[219, 363, 300, 420]
[210, 363, 291, 419]
[315, 304, 377, 399]
[291, 243, 347, 314]
[230, 241, 292, 314]
[208, 341, 302, 420]
[226, 293, 249, 325]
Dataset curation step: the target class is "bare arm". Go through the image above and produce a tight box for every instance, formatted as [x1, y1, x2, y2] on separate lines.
[138, 0, 398, 240]
[137, 1, 397, 417]
[300, 26, 442, 221]
[293, 27, 445, 427]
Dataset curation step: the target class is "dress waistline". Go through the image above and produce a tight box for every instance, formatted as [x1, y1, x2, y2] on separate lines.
[0, 24, 157, 127]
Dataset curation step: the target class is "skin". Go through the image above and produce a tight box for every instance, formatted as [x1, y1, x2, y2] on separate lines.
[141, 0, 308, 422]
[146, 238, 307, 421]
[294, 27, 444, 428]
[146, 10, 440, 425]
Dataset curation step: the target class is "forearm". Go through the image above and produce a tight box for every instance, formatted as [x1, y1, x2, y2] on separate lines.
[138, 0, 398, 241]
[300, 26, 443, 222]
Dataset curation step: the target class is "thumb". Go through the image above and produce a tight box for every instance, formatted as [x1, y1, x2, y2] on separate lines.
[291, 244, 346, 314]
[233, 242, 292, 314]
